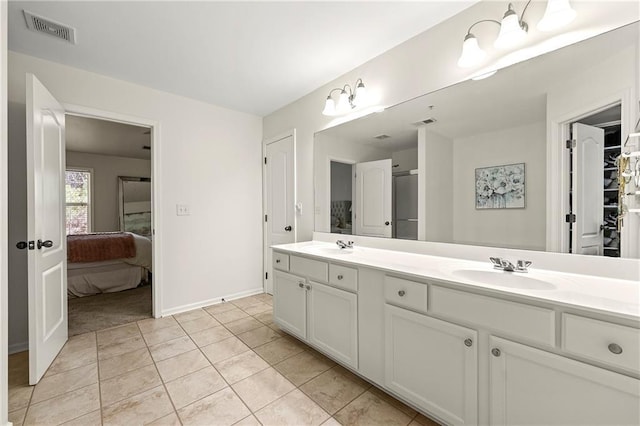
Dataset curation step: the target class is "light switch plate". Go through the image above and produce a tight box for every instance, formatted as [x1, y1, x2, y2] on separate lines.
[176, 204, 190, 216]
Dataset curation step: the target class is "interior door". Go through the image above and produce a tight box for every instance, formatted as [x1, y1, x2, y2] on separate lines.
[26, 74, 67, 384]
[355, 159, 392, 237]
[264, 134, 295, 294]
[571, 123, 604, 255]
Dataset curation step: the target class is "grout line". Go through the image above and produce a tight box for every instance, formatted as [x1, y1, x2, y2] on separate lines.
[136, 320, 183, 426]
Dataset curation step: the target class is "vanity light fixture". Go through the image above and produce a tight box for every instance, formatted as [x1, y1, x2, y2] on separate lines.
[457, 0, 576, 68]
[322, 78, 367, 116]
[537, 0, 576, 32]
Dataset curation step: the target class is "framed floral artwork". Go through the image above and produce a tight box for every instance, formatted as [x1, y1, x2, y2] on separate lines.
[475, 163, 525, 209]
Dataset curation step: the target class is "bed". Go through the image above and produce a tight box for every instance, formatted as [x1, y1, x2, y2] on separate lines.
[67, 232, 152, 297]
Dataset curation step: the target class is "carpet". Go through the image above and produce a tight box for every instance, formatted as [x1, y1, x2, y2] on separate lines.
[68, 285, 152, 336]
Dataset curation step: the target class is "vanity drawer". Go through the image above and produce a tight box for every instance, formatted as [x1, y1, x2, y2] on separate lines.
[273, 252, 289, 271]
[384, 276, 428, 314]
[329, 264, 358, 293]
[430, 286, 555, 347]
[290, 255, 328, 282]
[562, 314, 640, 373]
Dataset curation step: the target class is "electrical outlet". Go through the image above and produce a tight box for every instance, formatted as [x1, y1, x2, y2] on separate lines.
[176, 204, 190, 216]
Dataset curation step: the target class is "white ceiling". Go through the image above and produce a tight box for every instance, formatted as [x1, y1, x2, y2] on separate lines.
[66, 115, 151, 159]
[7, 1, 477, 116]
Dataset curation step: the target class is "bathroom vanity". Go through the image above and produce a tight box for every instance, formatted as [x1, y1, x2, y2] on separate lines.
[271, 241, 640, 426]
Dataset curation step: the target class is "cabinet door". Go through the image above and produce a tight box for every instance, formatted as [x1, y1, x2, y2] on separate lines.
[489, 336, 640, 426]
[273, 271, 307, 340]
[308, 281, 358, 369]
[385, 304, 478, 425]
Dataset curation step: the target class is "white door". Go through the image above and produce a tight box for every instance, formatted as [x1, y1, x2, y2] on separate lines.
[307, 281, 358, 369]
[26, 74, 67, 384]
[385, 304, 478, 425]
[355, 159, 392, 237]
[264, 134, 295, 294]
[489, 336, 640, 425]
[571, 123, 604, 255]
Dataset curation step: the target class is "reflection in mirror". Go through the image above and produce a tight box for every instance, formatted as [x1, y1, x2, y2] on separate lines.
[118, 176, 151, 237]
[314, 22, 639, 258]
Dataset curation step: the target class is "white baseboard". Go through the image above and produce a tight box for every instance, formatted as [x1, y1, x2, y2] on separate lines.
[160, 287, 264, 317]
[8, 341, 27, 355]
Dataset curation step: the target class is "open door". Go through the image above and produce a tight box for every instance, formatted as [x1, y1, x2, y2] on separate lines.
[264, 133, 295, 294]
[355, 159, 392, 237]
[26, 74, 67, 384]
[571, 123, 604, 255]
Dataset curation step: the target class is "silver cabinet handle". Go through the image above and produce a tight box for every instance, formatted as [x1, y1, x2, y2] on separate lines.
[608, 343, 623, 355]
[398, 290, 406, 297]
[305, 285, 311, 291]
[276, 259, 281, 263]
[337, 274, 344, 280]
[464, 338, 473, 347]
[491, 348, 501, 357]
[298, 282, 304, 288]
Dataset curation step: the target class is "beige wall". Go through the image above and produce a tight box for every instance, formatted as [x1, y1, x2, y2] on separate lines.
[66, 151, 151, 232]
[452, 121, 547, 250]
[8, 52, 263, 350]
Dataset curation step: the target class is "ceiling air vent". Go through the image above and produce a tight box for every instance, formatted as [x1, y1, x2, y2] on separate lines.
[23, 10, 77, 44]
[374, 134, 391, 140]
[416, 117, 437, 125]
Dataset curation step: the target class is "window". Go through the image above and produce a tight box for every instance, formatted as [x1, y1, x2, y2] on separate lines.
[65, 168, 92, 235]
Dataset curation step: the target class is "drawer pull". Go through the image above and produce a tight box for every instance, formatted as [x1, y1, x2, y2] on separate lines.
[305, 285, 311, 291]
[464, 338, 473, 347]
[398, 290, 406, 297]
[276, 259, 281, 263]
[337, 274, 344, 280]
[298, 282, 304, 288]
[491, 348, 501, 357]
[608, 343, 623, 355]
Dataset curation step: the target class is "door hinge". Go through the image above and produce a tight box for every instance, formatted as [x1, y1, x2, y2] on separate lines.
[265, 214, 268, 222]
[566, 139, 576, 149]
[265, 272, 268, 280]
[565, 213, 576, 223]
[264, 157, 267, 165]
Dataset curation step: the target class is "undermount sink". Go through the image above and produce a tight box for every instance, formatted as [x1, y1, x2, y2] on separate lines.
[304, 246, 355, 255]
[452, 269, 556, 290]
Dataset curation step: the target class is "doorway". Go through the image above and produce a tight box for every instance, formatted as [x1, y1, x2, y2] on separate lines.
[64, 114, 154, 335]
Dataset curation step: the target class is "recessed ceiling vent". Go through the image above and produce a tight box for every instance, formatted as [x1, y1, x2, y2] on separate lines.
[374, 134, 391, 140]
[23, 10, 77, 44]
[414, 117, 437, 126]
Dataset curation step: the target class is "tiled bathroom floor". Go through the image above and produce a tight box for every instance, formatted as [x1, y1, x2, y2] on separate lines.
[8, 293, 440, 426]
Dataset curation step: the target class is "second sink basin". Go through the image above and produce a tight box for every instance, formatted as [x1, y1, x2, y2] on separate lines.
[304, 246, 356, 256]
[452, 269, 556, 290]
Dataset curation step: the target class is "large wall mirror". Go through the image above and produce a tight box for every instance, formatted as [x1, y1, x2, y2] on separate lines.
[314, 22, 639, 258]
[118, 176, 151, 237]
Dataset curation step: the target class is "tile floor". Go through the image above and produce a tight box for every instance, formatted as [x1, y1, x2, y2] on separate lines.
[8, 293, 441, 426]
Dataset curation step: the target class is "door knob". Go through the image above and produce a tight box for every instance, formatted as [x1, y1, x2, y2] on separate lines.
[385, 221, 390, 226]
[37, 240, 53, 249]
[284, 226, 292, 231]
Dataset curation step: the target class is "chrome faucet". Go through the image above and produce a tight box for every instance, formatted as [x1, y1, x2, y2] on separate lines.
[490, 257, 532, 273]
[336, 240, 354, 249]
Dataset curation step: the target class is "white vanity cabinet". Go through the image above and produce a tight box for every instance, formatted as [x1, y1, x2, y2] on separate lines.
[489, 336, 640, 426]
[385, 304, 478, 425]
[273, 270, 307, 340]
[272, 245, 640, 426]
[308, 280, 358, 368]
[273, 255, 358, 369]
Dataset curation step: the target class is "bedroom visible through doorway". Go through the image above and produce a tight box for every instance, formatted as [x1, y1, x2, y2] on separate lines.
[65, 115, 154, 335]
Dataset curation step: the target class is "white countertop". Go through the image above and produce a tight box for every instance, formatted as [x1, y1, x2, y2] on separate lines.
[273, 241, 640, 322]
